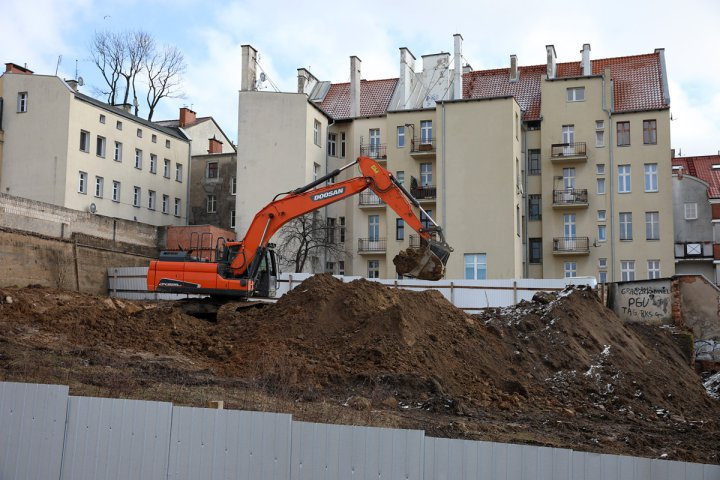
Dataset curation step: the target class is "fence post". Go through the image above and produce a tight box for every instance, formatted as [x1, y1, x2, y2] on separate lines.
[512, 281, 518, 304]
[450, 281, 455, 306]
[289, 274, 293, 292]
[112, 269, 118, 297]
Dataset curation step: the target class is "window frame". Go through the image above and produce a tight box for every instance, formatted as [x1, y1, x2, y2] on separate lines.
[17, 92, 28, 113]
[647, 259, 661, 279]
[150, 154, 157, 174]
[528, 194, 542, 221]
[112, 181, 121, 202]
[175, 163, 183, 182]
[78, 171, 88, 194]
[230, 210, 236, 228]
[134, 149, 143, 169]
[563, 261, 577, 278]
[207, 161, 219, 179]
[162, 194, 169, 214]
[163, 159, 171, 178]
[643, 119, 657, 145]
[395, 218, 405, 240]
[645, 211, 659, 240]
[464, 253, 487, 280]
[617, 121, 630, 146]
[327, 133, 337, 156]
[644, 163, 658, 192]
[148, 190, 156, 211]
[529, 238, 542, 264]
[207, 195, 217, 213]
[619, 212, 633, 241]
[618, 165, 631, 193]
[313, 120, 321, 146]
[174, 198, 181, 217]
[595, 120, 605, 147]
[566, 87, 585, 102]
[684, 203, 698, 220]
[96, 136, 106, 158]
[596, 177, 606, 195]
[133, 186, 141, 208]
[231, 176, 237, 195]
[621, 260, 635, 281]
[367, 260, 380, 279]
[113, 141, 122, 162]
[528, 149, 541, 175]
[94, 176, 104, 198]
[79, 130, 90, 153]
[397, 126, 405, 148]
[598, 224, 607, 242]
[420, 120, 432, 144]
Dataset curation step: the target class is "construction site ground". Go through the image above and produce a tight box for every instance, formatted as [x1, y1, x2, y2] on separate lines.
[0, 274, 718, 464]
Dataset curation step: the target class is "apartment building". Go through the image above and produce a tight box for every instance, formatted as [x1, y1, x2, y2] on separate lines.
[0, 63, 190, 226]
[157, 108, 238, 229]
[237, 37, 674, 281]
[672, 155, 720, 283]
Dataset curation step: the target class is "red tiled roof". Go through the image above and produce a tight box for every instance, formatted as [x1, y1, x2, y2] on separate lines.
[673, 156, 720, 199]
[463, 53, 666, 121]
[317, 78, 398, 119]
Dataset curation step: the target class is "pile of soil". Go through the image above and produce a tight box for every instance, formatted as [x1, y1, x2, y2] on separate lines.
[0, 276, 718, 464]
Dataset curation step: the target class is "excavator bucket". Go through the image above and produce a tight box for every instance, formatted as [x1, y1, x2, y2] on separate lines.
[393, 238, 452, 281]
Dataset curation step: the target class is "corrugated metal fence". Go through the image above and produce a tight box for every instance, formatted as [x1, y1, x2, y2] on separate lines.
[109, 268, 596, 311]
[1, 381, 718, 480]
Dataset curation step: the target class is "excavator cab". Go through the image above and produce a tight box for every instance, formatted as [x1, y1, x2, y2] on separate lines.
[253, 246, 278, 297]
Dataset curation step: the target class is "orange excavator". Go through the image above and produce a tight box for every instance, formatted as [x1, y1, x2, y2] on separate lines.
[147, 156, 452, 299]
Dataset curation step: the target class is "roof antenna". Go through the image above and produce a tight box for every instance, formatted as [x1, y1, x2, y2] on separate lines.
[55, 55, 62, 76]
[75, 59, 78, 81]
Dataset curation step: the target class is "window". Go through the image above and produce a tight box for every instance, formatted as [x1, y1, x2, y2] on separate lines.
[648, 260, 661, 279]
[116, 120, 123, 130]
[340, 132, 346, 158]
[313, 163, 320, 181]
[684, 203, 698, 220]
[368, 215, 380, 241]
[420, 210, 433, 230]
[598, 258, 607, 269]
[114, 142, 122, 162]
[78, 171, 88, 194]
[313, 120, 321, 146]
[79, 130, 90, 152]
[397, 126, 405, 147]
[133, 187, 141, 207]
[207, 195, 217, 213]
[515, 112, 519, 140]
[618, 165, 631, 193]
[369, 129, 380, 155]
[396, 219, 405, 240]
[563, 262, 577, 278]
[687, 243, 702, 256]
[597, 210, 606, 222]
[643, 120, 657, 145]
[562, 167, 576, 189]
[163, 159, 170, 178]
[598, 271, 608, 283]
[596, 164, 605, 175]
[207, 161, 218, 178]
[644, 163, 658, 192]
[566, 87, 585, 102]
[595, 120, 605, 147]
[17, 92, 28, 112]
[420, 121, 432, 144]
[325, 262, 335, 274]
[230, 210, 236, 228]
[598, 225, 606, 242]
[338, 261, 345, 276]
[339, 217, 346, 243]
[112, 181, 120, 202]
[528, 195, 541, 221]
[619, 212, 633, 240]
[94, 176, 103, 197]
[562, 124, 575, 147]
[464, 254, 487, 280]
[396, 171, 404, 185]
[621, 260, 635, 281]
[134, 149, 142, 169]
[148, 190, 156, 210]
[96, 136, 106, 157]
[617, 121, 630, 146]
[327, 133, 337, 156]
[597, 178, 606, 195]
[529, 238, 542, 264]
[368, 260, 380, 279]
[165, 139, 171, 148]
[645, 211, 659, 240]
[528, 149, 541, 175]
[420, 163, 433, 186]
[174, 198, 181, 217]
[146, 154, 156, 174]
[151, 134, 157, 143]
[99, 114, 105, 124]
[564, 213, 576, 237]
[175, 163, 183, 182]
[231, 177, 237, 195]
[326, 218, 336, 243]
[137, 128, 143, 138]
[162, 195, 169, 214]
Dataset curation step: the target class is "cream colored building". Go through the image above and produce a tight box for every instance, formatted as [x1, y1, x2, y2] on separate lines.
[237, 38, 674, 282]
[0, 63, 190, 226]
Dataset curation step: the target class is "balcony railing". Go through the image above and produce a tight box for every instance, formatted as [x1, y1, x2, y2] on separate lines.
[552, 189, 588, 206]
[408, 233, 438, 249]
[551, 142, 587, 158]
[359, 192, 385, 206]
[553, 237, 590, 254]
[411, 185, 437, 200]
[411, 138, 436, 153]
[358, 237, 386, 253]
[360, 144, 387, 160]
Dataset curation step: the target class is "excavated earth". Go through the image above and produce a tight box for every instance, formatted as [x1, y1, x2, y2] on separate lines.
[0, 275, 718, 464]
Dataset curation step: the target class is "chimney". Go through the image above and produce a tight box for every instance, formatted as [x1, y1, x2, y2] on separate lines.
[453, 34, 463, 100]
[179, 107, 196, 127]
[208, 136, 223, 154]
[241, 45, 258, 92]
[65, 79, 79, 91]
[350, 56, 361, 117]
[297, 68, 318, 95]
[546, 45, 557, 79]
[581, 43, 591, 76]
[463, 63, 473, 74]
[4, 63, 33, 74]
[398, 47, 416, 109]
[114, 103, 132, 112]
[509, 55, 519, 83]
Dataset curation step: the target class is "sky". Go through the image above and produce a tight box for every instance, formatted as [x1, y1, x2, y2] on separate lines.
[2, 0, 719, 156]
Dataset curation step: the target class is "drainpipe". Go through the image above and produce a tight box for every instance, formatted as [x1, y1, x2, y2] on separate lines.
[441, 102, 447, 231]
[181, 129, 192, 226]
[522, 123, 529, 278]
[602, 75, 616, 281]
[323, 118, 336, 271]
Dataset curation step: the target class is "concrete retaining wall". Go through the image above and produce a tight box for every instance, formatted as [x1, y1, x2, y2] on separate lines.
[607, 279, 673, 324]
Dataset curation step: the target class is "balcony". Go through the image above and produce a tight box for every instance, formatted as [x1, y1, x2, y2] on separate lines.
[411, 185, 436, 202]
[552, 237, 590, 255]
[358, 191, 386, 208]
[360, 144, 387, 161]
[552, 189, 588, 208]
[410, 138, 436, 158]
[550, 142, 587, 162]
[358, 238, 386, 254]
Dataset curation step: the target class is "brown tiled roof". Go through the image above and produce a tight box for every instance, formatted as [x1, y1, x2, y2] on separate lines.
[673, 156, 720, 199]
[463, 53, 666, 121]
[316, 78, 398, 119]
[155, 116, 211, 128]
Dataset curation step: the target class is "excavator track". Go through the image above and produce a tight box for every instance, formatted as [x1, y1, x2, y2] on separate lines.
[177, 297, 272, 321]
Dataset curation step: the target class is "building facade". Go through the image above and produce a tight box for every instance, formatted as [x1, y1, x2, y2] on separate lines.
[236, 38, 675, 281]
[0, 63, 190, 226]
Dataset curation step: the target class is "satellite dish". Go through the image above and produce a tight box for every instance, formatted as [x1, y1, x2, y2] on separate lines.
[77, 76, 84, 86]
[88, 203, 97, 214]
[259, 72, 266, 82]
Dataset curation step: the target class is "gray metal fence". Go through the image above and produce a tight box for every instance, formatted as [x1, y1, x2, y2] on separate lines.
[1, 381, 718, 480]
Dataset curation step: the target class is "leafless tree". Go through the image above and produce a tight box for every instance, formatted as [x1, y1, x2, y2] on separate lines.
[276, 213, 348, 273]
[120, 31, 154, 115]
[90, 31, 125, 105]
[145, 45, 186, 121]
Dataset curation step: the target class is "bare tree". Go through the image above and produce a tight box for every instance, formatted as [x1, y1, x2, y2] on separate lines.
[276, 213, 348, 273]
[90, 31, 125, 104]
[120, 31, 154, 115]
[145, 45, 186, 121]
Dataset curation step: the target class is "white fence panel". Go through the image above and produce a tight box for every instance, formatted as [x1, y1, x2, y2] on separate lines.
[0, 382, 68, 480]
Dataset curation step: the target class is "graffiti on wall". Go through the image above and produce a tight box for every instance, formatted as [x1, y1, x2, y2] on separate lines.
[612, 282, 672, 323]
